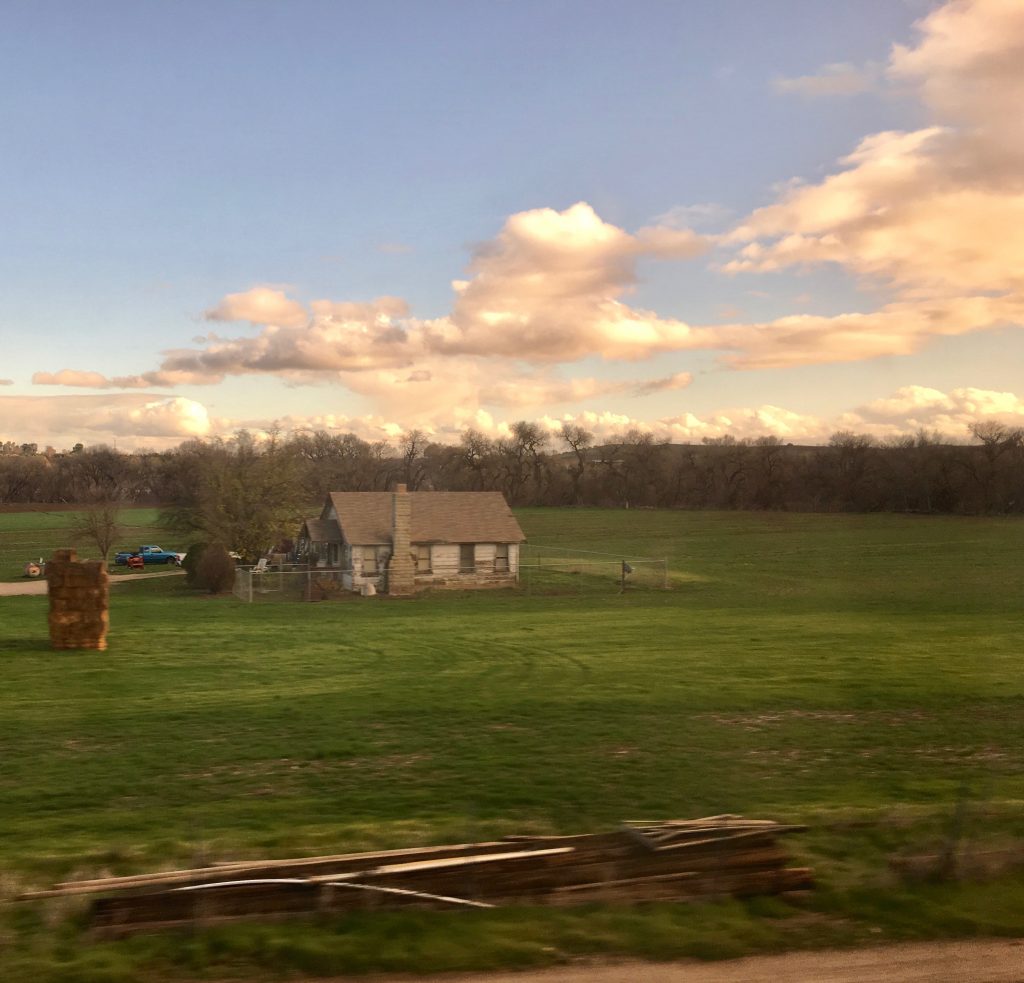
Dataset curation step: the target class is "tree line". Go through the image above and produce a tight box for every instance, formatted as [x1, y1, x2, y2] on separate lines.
[2, 421, 1023, 518]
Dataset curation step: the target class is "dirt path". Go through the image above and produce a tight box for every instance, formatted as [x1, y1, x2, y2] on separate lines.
[350, 938, 1024, 983]
[0, 569, 185, 597]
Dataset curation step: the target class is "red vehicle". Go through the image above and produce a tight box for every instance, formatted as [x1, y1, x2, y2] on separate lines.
[126, 555, 145, 570]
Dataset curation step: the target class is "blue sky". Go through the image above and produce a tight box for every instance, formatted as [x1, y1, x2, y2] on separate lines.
[3, 0, 1023, 448]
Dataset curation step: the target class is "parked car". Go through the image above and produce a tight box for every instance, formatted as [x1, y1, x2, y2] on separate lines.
[113, 545, 184, 566]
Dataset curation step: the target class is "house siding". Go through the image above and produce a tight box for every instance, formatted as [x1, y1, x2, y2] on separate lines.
[412, 542, 519, 590]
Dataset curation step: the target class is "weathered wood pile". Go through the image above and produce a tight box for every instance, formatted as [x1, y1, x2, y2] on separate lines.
[46, 549, 109, 650]
[20, 817, 811, 936]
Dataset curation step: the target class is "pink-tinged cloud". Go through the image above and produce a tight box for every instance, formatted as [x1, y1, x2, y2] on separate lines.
[435, 201, 707, 361]
[205, 286, 308, 329]
[718, 0, 1024, 369]
[839, 385, 1024, 439]
[33, 370, 114, 388]
[712, 294, 1024, 370]
[889, 0, 1024, 157]
[33, 368, 222, 388]
[0, 378, 13, 386]
[29, 2, 1024, 405]
[0, 394, 213, 449]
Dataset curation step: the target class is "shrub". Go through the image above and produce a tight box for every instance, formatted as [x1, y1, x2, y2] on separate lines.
[195, 543, 235, 594]
[182, 542, 207, 586]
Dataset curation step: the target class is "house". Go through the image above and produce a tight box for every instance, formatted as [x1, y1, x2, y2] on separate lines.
[297, 485, 525, 595]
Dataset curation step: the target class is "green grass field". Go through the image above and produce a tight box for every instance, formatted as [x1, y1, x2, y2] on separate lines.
[1, 508, 1023, 980]
[0, 507, 174, 581]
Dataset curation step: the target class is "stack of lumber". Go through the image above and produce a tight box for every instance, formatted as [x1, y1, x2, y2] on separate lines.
[19, 816, 812, 936]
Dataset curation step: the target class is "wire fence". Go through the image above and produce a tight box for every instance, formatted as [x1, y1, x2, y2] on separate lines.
[518, 543, 669, 595]
[233, 546, 671, 603]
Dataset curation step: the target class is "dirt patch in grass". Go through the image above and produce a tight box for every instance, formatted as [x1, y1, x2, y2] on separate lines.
[702, 709, 934, 731]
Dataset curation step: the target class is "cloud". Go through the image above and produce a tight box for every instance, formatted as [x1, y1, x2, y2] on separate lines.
[725, 127, 1024, 297]
[252, 382, 1024, 448]
[204, 286, 308, 329]
[433, 201, 708, 361]
[28, 3, 1024, 410]
[0, 378, 13, 385]
[33, 368, 222, 388]
[160, 295, 416, 379]
[719, 0, 1024, 368]
[889, 0, 1024, 156]
[711, 294, 1024, 369]
[376, 241, 414, 254]
[484, 369, 692, 407]
[35, 203, 709, 410]
[839, 385, 1024, 438]
[774, 61, 880, 97]
[10, 381, 1024, 453]
[0, 394, 214, 449]
[651, 202, 732, 230]
[33, 370, 113, 388]
[630, 371, 693, 397]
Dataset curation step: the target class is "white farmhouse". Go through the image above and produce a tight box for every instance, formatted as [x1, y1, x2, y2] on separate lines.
[297, 484, 525, 595]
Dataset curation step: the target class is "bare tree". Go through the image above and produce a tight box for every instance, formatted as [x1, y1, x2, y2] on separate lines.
[560, 423, 593, 505]
[71, 501, 124, 563]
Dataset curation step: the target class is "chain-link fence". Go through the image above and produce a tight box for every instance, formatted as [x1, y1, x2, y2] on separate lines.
[233, 565, 355, 603]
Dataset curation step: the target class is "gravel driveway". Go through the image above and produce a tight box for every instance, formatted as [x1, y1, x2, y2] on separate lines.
[0, 568, 185, 597]
[353, 938, 1024, 983]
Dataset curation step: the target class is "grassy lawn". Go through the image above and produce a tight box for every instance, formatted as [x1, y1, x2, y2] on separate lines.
[0, 507, 175, 581]
[1, 508, 1023, 980]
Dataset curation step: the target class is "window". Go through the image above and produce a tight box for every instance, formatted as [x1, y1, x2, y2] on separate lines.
[459, 543, 475, 573]
[494, 544, 509, 572]
[363, 546, 378, 575]
[416, 544, 432, 573]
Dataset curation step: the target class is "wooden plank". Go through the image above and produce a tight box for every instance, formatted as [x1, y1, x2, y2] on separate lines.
[322, 881, 495, 909]
[324, 846, 575, 881]
[25, 840, 545, 900]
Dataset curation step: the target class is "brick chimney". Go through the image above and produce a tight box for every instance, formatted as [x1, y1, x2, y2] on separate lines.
[387, 483, 415, 595]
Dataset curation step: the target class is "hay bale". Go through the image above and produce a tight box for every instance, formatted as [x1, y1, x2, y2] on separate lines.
[46, 550, 110, 651]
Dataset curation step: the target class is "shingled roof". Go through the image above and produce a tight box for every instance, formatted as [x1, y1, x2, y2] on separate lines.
[299, 517, 343, 543]
[325, 491, 525, 546]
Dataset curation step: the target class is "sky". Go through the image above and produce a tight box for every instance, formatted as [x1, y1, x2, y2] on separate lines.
[2, 0, 1023, 450]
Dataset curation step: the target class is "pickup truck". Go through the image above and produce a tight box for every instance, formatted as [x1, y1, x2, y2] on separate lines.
[113, 545, 184, 566]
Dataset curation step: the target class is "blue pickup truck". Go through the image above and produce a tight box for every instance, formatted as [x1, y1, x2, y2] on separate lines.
[113, 545, 184, 566]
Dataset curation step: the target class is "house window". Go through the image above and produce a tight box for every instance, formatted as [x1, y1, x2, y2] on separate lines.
[363, 546, 378, 575]
[459, 543, 475, 573]
[416, 544, 432, 573]
[494, 544, 509, 572]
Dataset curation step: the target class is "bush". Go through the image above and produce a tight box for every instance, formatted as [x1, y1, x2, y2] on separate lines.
[181, 542, 207, 587]
[195, 543, 235, 594]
